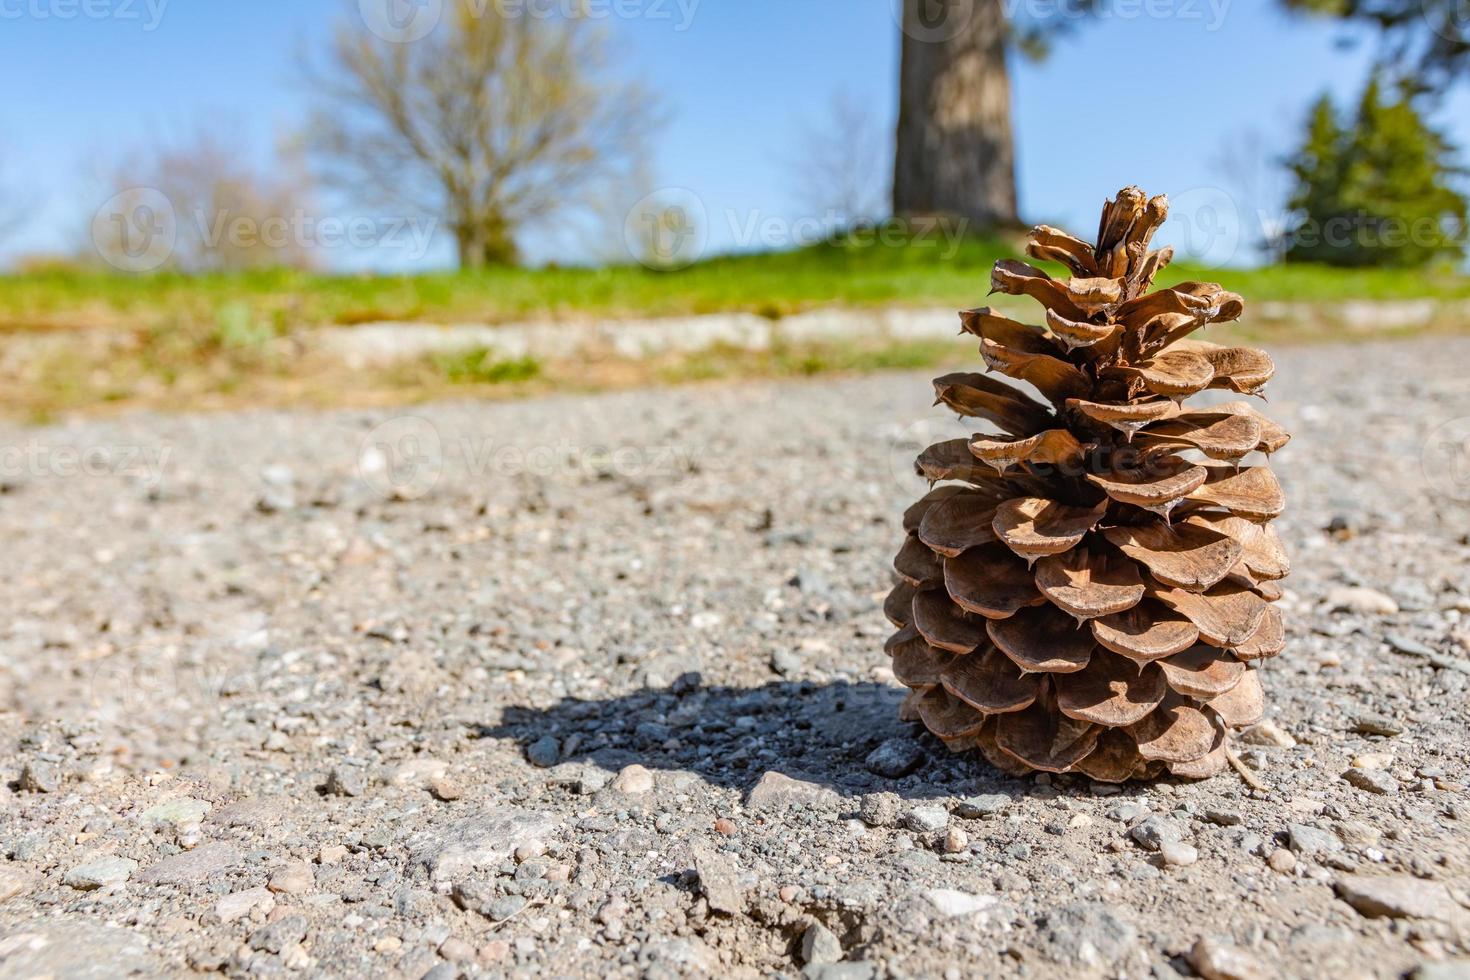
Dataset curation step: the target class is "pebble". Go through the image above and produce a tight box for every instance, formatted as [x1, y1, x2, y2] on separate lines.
[1287, 824, 1342, 858]
[693, 844, 745, 915]
[954, 794, 1011, 818]
[1343, 768, 1397, 795]
[18, 761, 60, 793]
[1327, 586, 1399, 615]
[1387, 633, 1438, 658]
[137, 842, 242, 885]
[745, 770, 834, 808]
[1413, 961, 1470, 980]
[63, 856, 138, 890]
[1188, 936, 1266, 980]
[319, 844, 348, 865]
[1352, 713, 1403, 737]
[1268, 848, 1297, 873]
[904, 805, 949, 834]
[1239, 720, 1296, 747]
[526, 735, 561, 768]
[943, 828, 969, 854]
[438, 937, 475, 964]
[864, 738, 923, 778]
[800, 922, 843, 966]
[216, 887, 275, 924]
[770, 648, 804, 676]
[713, 818, 738, 836]
[610, 764, 654, 795]
[268, 862, 314, 895]
[923, 888, 998, 918]
[429, 776, 463, 801]
[859, 792, 901, 828]
[1335, 874, 1464, 921]
[322, 767, 366, 797]
[1351, 752, 1393, 770]
[0, 869, 32, 903]
[249, 914, 308, 954]
[141, 798, 211, 826]
[1130, 815, 1183, 852]
[1159, 841, 1198, 868]
[1203, 807, 1242, 827]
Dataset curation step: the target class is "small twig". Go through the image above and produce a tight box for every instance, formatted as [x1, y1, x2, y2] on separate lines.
[1227, 749, 1268, 791]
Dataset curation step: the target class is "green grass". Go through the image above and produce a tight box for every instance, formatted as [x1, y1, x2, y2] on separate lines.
[4, 233, 1468, 336]
[433, 349, 543, 384]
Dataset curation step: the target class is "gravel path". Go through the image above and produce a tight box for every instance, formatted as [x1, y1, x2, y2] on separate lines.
[1, 337, 1469, 979]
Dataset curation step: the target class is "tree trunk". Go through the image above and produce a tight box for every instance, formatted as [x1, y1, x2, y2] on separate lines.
[893, 0, 1019, 230]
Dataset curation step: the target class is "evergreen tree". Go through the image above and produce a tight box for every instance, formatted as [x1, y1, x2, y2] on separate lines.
[1284, 81, 1467, 267]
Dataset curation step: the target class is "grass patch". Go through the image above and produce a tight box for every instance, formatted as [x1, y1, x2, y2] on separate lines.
[433, 349, 543, 385]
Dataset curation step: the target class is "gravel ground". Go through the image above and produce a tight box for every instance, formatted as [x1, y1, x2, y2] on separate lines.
[1, 336, 1469, 979]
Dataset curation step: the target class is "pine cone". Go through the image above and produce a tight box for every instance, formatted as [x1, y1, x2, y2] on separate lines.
[885, 187, 1289, 782]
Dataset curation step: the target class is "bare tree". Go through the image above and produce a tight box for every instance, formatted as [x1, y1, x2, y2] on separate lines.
[306, 1, 661, 269]
[788, 90, 890, 230]
[95, 127, 315, 272]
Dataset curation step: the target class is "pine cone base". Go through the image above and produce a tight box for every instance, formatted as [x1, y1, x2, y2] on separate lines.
[887, 187, 1289, 782]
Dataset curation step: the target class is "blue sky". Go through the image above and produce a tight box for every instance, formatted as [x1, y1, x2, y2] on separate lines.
[2, 0, 1468, 270]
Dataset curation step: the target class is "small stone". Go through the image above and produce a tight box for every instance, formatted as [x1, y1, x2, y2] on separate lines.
[141, 798, 212, 827]
[1351, 753, 1393, 770]
[428, 776, 463, 801]
[322, 767, 366, 797]
[924, 888, 998, 918]
[137, 842, 241, 885]
[216, 887, 275, 924]
[1387, 634, 1438, 658]
[904, 805, 949, 834]
[1203, 807, 1242, 827]
[746, 771, 836, 809]
[1287, 824, 1342, 859]
[64, 857, 138, 890]
[1188, 936, 1267, 980]
[406, 808, 560, 884]
[268, 862, 314, 895]
[1159, 841, 1198, 868]
[859, 792, 901, 828]
[1413, 960, 1470, 980]
[693, 843, 745, 915]
[800, 922, 843, 966]
[864, 738, 923, 779]
[1335, 874, 1464, 921]
[1130, 815, 1182, 853]
[1343, 768, 1397, 795]
[1351, 713, 1402, 737]
[610, 764, 654, 795]
[713, 818, 738, 836]
[439, 937, 475, 963]
[526, 735, 560, 768]
[374, 936, 403, 954]
[18, 761, 61, 794]
[943, 828, 969, 854]
[1268, 848, 1296, 873]
[1239, 720, 1295, 747]
[514, 840, 547, 861]
[1327, 586, 1399, 616]
[390, 758, 447, 787]
[953, 794, 1011, 821]
[478, 940, 511, 965]
[249, 914, 308, 953]
[486, 895, 527, 921]
[318, 844, 348, 865]
[771, 649, 804, 676]
[0, 868, 33, 903]
[1337, 820, 1382, 846]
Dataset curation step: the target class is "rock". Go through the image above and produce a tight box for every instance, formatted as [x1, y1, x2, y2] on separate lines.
[136, 843, 242, 884]
[1343, 768, 1397, 795]
[319, 843, 348, 864]
[1239, 720, 1296, 747]
[745, 771, 836, 809]
[954, 794, 1011, 818]
[390, 758, 448, 787]
[771, 648, 804, 676]
[1130, 815, 1183, 852]
[249, 913, 308, 953]
[0, 922, 163, 978]
[1335, 874, 1466, 921]
[692, 843, 744, 915]
[1268, 848, 1297, 873]
[526, 735, 561, 768]
[429, 775, 464, 801]
[1159, 841, 1198, 868]
[804, 965, 876, 980]
[1413, 961, 1470, 980]
[1351, 713, 1402, 737]
[407, 808, 561, 885]
[438, 937, 476, 964]
[0, 868, 32, 903]
[1387, 634, 1438, 658]
[610, 764, 654, 795]
[1287, 824, 1342, 859]
[859, 792, 901, 828]
[904, 805, 949, 834]
[63, 857, 138, 890]
[1188, 936, 1267, 980]
[943, 827, 969, 854]
[215, 887, 275, 923]
[18, 761, 60, 793]
[141, 798, 211, 826]
[864, 738, 923, 778]
[322, 767, 366, 797]
[486, 895, 527, 921]
[1327, 586, 1399, 615]
[210, 798, 284, 828]
[1203, 807, 1242, 827]
[924, 888, 998, 918]
[1038, 902, 1139, 970]
[268, 862, 314, 895]
[1351, 752, 1393, 770]
[800, 922, 843, 966]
